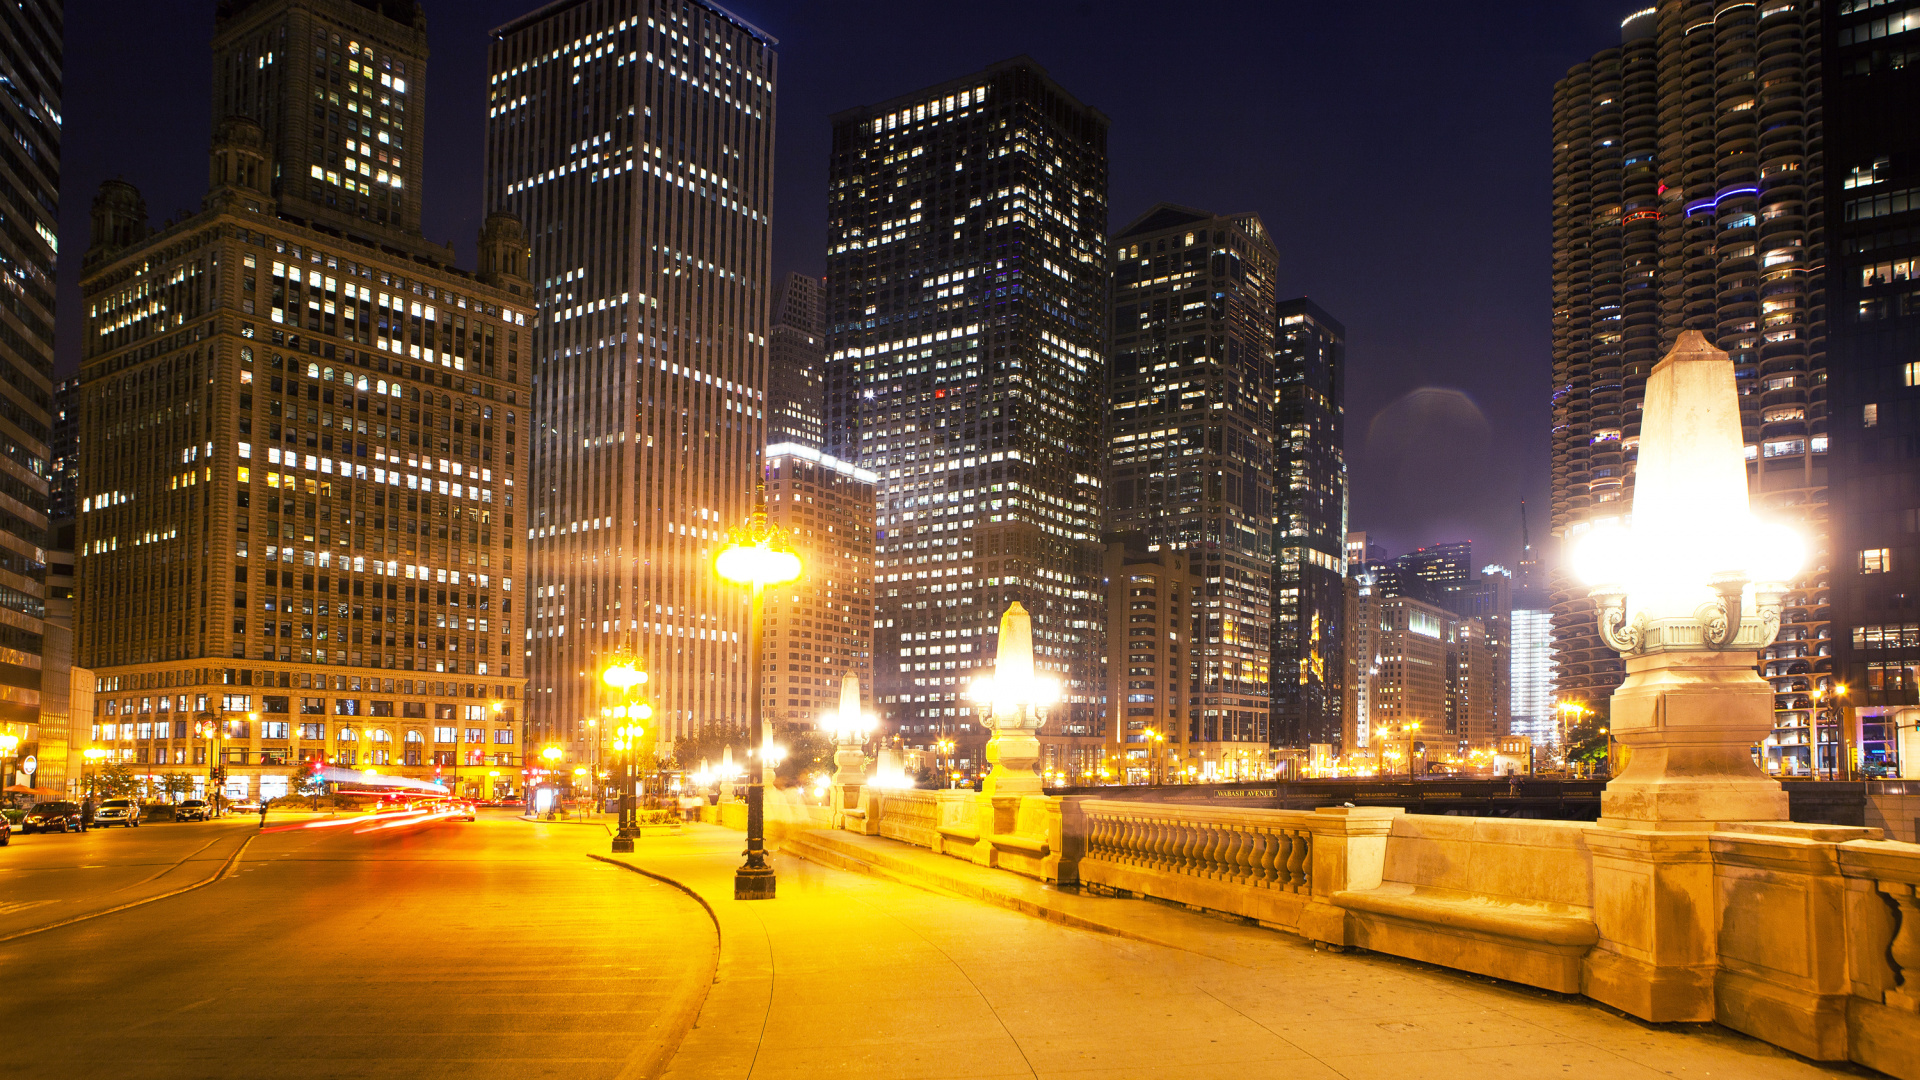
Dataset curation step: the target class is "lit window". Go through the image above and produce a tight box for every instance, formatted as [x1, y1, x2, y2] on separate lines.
[1861, 548, 1892, 574]
[1866, 403, 1880, 427]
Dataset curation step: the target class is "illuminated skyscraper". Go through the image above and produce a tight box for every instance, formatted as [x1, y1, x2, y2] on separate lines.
[212, 0, 431, 246]
[761, 443, 874, 733]
[1272, 299, 1347, 750]
[1823, 0, 1920, 778]
[1106, 205, 1275, 770]
[487, 0, 776, 755]
[824, 57, 1109, 772]
[0, 0, 59, 765]
[768, 272, 825, 447]
[1551, 4, 1827, 730]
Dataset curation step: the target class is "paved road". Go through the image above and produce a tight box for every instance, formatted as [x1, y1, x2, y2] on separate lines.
[0, 817, 258, 939]
[0, 811, 717, 1080]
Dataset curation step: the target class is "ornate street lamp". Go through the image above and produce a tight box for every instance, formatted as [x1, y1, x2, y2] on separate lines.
[600, 647, 651, 852]
[966, 602, 1060, 796]
[819, 673, 873, 826]
[1571, 331, 1807, 828]
[715, 489, 802, 900]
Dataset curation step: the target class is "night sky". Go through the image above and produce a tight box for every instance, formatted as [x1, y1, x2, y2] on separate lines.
[54, 0, 1636, 571]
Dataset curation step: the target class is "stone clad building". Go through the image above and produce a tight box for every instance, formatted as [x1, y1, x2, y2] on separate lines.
[73, 0, 531, 803]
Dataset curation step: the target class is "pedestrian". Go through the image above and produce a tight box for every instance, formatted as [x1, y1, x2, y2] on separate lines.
[258, 798, 270, 828]
[80, 796, 95, 831]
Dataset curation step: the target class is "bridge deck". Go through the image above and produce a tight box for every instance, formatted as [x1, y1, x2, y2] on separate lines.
[609, 824, 1856, 1080]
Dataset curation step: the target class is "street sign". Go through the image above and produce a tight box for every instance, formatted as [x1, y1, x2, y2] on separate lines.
[21, 754, 35, 776]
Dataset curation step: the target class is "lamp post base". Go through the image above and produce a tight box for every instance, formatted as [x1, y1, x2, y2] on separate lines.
[610, 835, 635, 853]
[733, 865, 776, 900]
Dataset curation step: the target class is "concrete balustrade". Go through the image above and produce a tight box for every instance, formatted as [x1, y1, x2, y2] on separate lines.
[846, 788, 1920, 1078]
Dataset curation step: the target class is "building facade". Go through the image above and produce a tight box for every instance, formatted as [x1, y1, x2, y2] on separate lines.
[1550, 3, 1829, 738]
[485, 0, 777, 757]
[768, 272, 825, 447]
[822, 58, 1109, 774]
[762, 443, 875, 733]
[74, 0, 530, 803]
[1272, 298, 1347, 751]
[212, 0, 431, 240]
[1106, 205, 1276, 765]
[1823, 0, 1920, 778]
[1364, 594, 1499, 770]
[0, 0, 60, 779]
[1508, 506, 1559, 753]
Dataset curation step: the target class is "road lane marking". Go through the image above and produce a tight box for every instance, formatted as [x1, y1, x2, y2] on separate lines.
[0, 900, 59, 916]
[0, 832, 259, 944]
[112, 834, 232, 893]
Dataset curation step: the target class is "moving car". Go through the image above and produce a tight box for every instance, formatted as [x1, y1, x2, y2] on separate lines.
[448, 801, 476, 821]
[94, 798, 141, 828]
[175, 799, 210, 822]
[20, 801, 84, 834]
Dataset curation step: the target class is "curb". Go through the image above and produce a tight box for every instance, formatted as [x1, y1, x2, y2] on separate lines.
[518, 814, 613, 835]
[587, 854, 723, 1080]
[784, 830, 1218, 958]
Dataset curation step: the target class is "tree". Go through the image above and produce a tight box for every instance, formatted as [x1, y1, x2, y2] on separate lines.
[158, 772, 196, 804]
[90, 762, 140, 800]
[669, 722, 749, 775]
[1565, 719, 1611, 775]
[289, 756, 327, 809]
[774, 730, 834, 788]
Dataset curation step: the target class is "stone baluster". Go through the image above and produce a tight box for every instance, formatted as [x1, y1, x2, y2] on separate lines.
[1223, 826, 1250, 886]
[1881, 879, 1920, 1013]
[1198, 822, 1222, 879]
[1258, 829, 1281, 888]
[1286, 828, 1310, 892]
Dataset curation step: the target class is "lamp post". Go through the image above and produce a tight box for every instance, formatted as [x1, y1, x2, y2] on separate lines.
[539, 744, 564, 818]
[1571, 331, 1805, 828]
[1403, 721, 1422, 781]
[601, 649, 651, 852]
[195, 712, 230, 814]
[82, 745, 107, 799]
[715, 488, 802, 901]
[1815, 682, 1851, 781]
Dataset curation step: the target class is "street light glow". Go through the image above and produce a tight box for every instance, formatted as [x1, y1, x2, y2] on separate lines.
[715, 537, 802, 587]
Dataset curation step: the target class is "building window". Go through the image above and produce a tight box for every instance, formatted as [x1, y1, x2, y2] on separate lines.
[1866, 403, 1880, 428]
[1861, 548, 1892, 574]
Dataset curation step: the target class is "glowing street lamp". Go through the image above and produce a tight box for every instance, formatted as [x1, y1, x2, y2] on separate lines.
[966, 602, 1059, 796]
[819, 673, 873, 824]
[716, 487, 802, 901]
[600, 646, 652, 852]
[1571, 331, 1804, 827]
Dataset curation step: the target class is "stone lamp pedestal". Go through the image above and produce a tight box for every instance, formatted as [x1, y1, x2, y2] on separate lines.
[978, 601, 1048, 797]
[1601, 649, 1788, 831]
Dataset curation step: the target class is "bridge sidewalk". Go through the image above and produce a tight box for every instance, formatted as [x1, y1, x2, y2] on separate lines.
[597, 823, 1857, 1080]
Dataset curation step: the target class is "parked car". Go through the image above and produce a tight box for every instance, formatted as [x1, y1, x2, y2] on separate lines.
[20, 801, 84, 834]
[0, 814, 10, 845]
[94, 798, 142, 828]
[175, 799, 210, 822]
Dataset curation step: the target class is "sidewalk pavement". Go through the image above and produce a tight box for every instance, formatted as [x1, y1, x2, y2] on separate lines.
[600, 823, 1858, 1080]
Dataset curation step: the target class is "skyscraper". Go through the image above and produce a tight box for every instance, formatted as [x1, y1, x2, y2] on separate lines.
[1550, 4, 1828, 731]
[0, 0, 59, 771]
[823, 57, 1109, 770]
[1272, 298, 1347, 751]
[1823, 0, 1920, 778]
[1106, 205, 1275, 768]
[761, 443, 875, 733]
[212, 0, 430, 245]
[76, 0, 532, 803]
[1508, 504, 1559, 752]
[486, 0, 777, 755]
[768, 272, 825, 447]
